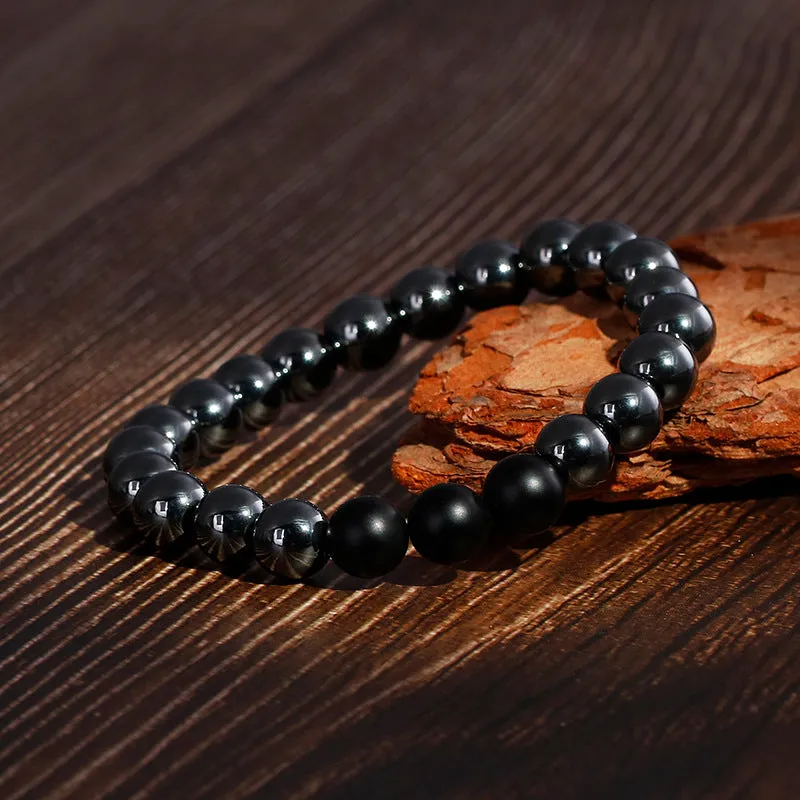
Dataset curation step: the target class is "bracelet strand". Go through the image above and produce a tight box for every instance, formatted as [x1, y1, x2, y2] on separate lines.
[103, 219, 716, 581]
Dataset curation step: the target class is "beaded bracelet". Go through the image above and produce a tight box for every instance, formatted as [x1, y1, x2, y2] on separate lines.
[103, 219, 716, 581]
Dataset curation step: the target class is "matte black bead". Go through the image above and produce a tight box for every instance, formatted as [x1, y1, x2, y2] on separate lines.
[323, 294, 402, 371]
[637, 293, 717, 362]
[603, 237, 681, 303]
[519, 218, 582, 296]
[126, 404, 200, 470]
[623, 266, 698, 325]
[583, 374, 663, 454]
[568, 220, 637, 291]
[169, 378, 243, 459]
[407, 483, 490, 565]
[535, 414, 614, 490]
[107, 451, 177, 518]
[195, 484, 265, 566]
[454, 239, 527, 310]
[251, 498, 329, 580]
[131, 470, 206, 549]
[261, 328, 337, 402]
[390, 266, 465, 340]
[103, 425, 177, 479]
[618, 331, 698, 411]
[213, 354, 282, 430]
[482, 454, 565, 538]
[327, 496, 408, 578]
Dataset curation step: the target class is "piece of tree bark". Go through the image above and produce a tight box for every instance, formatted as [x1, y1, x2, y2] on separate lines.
[392, 215, 800, 502]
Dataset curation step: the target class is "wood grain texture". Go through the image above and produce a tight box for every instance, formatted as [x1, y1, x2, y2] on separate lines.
[0, 1, 799, 798]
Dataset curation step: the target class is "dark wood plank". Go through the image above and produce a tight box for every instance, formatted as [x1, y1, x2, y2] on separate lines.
[0, 0, 799, 798]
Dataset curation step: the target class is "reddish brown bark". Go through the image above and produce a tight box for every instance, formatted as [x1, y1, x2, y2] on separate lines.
[392, 216, 800, 501]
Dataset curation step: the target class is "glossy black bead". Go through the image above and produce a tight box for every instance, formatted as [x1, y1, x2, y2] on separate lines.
[103, 425, 177, 480]
[126, 404, 200, 470]
[407, 483, 490, 565]
[194, 484, 265, 566]
[454, 239, 527, 310]
[261, 328, 337, 402]
[618, 331, 698, 411]
[583, 374, 663, 454]
[623, 266, 698, 325]
[131, 470, 206, 549]
[567, 220, 637, 291]
[535, 414, 614, 490]
[390, 266, 465, 340]
[603, 237, 681, 303]
[169, 379, 243, 459]
[323, 294, 402, 371]
[251, 498, 329, 580]
[107, 451, 178, 518]
[637, 293, 717, 363]
[482, 454, 565, 538]
[519, 218, 583, 296]
[327, 496, 408, 578]
[213, 354, 282, 430]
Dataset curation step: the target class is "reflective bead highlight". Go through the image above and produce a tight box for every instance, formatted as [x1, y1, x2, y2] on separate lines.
[131, 470, 206, 549]
[214, 354, 282, 430]
[568, 220, 637, 291]
[195, 484, 265, 566]
[103, 425, 177, 480]
[390, 266, 465, 340]
[323, 294, 402, 371]
[603, 237, 680, 303]
[637, 293, 717, 362]
[251, 498, 329, 580]
[454, 240, 527, 310]
[169, 379, 243, 459]
[261, 328, 337, 401]
[126, 404, 200, 470]
[535, 414, 614, 489]
[623, 266, 698, 325]
[584, 373, 663, 454]
[107, 451, 178, 518]
[519, 218, 582, 296]
[618, 331, 698, 411]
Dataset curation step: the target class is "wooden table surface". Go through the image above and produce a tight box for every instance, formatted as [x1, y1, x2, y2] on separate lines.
[1, 1, 800, 797]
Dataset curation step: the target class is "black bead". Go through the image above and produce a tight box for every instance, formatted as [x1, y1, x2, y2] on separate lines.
[407, 483, 490, 565]
[623, 266, 698, 325]
[454, 239, 528, 310]
[213, 354, 282, 430]
[390, 266, 465, 340]
[535, 414, 614, 490]
[323, 294, 402, 371]
[603, 237, 681, 303]
[103, 425, 177, 480]
[583, 374, 663, 454]
[107, 451, 177, 518]
[637, 293, 717, 362]
[618, 331, 698, 411]
[482, 454, 565, 538]
[126, 404, 200, 470]
[169, 379, 243, 459]
[131, 470, 206, 548]
[567, 220, 637, 291]
[261, 328, 337, 402]
[327, 496, 408, 578]
[194, 484, 265, 566]
[519, 219, 583, 296]
[251, 498, 329, 580]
